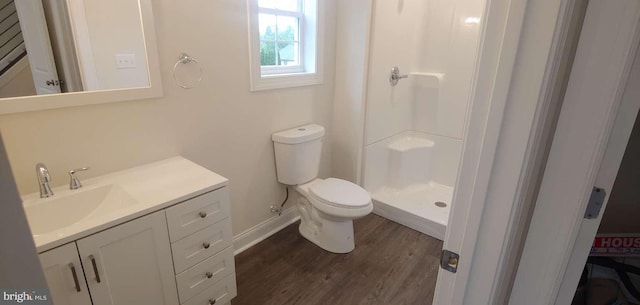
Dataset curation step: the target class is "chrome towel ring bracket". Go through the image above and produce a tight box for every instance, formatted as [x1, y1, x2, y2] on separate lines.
[173, 53, 203, 89]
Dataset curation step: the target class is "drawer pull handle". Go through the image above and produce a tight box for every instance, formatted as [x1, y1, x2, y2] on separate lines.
[198, 211, 207, 218]
[69, 263, 81, 292]
[89, 255, 101, 283]
[205, 271, 213, 279]
[203, 242, 211, 249]
[209, 298, 217, 304]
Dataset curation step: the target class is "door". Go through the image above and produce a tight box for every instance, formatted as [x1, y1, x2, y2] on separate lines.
[40, 0, 84, 92]
[554, 27, 640, 305]
[39, 243, 92, 305]
[14, 0, 61, 95]
[76, 211, 178, 305]
[0, 133, 49, 294]
[509, 0, 640, 303]
[431, 0, 580, 302]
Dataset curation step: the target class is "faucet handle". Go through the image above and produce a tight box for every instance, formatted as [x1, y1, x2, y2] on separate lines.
[69, 167, 90, 190]
[69, 167, 90, 174]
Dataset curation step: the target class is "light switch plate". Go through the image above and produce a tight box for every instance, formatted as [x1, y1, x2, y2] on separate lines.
[115, 54, 136, 69]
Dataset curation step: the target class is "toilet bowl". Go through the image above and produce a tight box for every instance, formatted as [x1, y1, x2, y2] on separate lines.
[272, 124, 373, 253]
[294, 178, 373, 253]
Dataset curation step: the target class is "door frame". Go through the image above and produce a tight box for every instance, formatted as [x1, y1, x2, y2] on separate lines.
[66, 0, 100, 90]
[509, 0, 640, 304]
[433, 0, 582, 303]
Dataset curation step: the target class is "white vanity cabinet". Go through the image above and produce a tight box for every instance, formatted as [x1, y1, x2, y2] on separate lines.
[76, 210, 178, 305]
[40, 211, 178, 305]
[38, 186, 236, 305]
[166, 187, 237, 305]
[39, 243, 92, 305]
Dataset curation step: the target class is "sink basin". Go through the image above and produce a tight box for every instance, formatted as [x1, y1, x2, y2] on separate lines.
[21, 157, 229, 253]
[24, 184, 139, 236]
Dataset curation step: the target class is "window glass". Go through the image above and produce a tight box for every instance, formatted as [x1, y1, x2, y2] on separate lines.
[259, 13, 300, 67]
[258, 14, 276, 38]
[277, 42, 299, 66]
[276, 16, 298, 41]
[260, 41, 277, 66]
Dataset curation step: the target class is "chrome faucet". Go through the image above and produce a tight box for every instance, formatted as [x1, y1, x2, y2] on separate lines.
[69, 167, 90, 190]
[36, 163, 54, 198]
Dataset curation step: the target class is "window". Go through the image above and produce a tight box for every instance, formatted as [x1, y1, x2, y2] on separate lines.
[248, 0, 322, 91]
[258, 0, 302, 73]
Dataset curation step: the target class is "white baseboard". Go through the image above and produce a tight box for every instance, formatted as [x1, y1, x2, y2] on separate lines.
[232, 208, 300, 255]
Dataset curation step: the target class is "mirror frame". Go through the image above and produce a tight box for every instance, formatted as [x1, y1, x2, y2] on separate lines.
[0, 0, 162, 114]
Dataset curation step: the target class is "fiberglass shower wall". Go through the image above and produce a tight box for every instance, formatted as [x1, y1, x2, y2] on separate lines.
[362, 0, 484, 206]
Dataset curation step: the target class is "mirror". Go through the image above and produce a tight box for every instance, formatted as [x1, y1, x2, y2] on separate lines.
[0, 0, 161, 114]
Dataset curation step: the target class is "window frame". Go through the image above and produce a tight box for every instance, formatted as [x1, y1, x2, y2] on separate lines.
[247, 0, 323, 91]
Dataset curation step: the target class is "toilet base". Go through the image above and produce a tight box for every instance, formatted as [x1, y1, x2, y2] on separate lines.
[293, 181, 369, 254]
[299, 217, 355, 253]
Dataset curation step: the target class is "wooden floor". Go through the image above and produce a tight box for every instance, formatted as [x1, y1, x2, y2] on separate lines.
[232, 214, 443, 305]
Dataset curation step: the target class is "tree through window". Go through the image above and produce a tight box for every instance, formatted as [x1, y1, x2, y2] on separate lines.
[258, 0, 303, 71]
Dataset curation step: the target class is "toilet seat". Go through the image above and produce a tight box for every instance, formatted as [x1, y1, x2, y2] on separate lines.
[303, 178, 373, 219]
[309, 178, 371, 209]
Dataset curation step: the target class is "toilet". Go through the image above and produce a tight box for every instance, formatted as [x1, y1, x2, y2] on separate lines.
[272, 124, 373, 253]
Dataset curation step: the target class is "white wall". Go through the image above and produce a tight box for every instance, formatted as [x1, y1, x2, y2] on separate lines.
[0, 58, 37, 98]
[359, 0, 484, 192]
[330, 0, 371, 183]
[413, 0, 484, 139]
[363, 0, 423, 145]
[0, 0, 337, 236]
[363, 0, 484, 144]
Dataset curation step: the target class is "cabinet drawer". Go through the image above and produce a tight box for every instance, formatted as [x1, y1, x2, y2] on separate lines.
[176, 247, 235, 303]
[166, 188, 230, 242]
[182, 273, 237, 305]
[171, 218, 233, 274]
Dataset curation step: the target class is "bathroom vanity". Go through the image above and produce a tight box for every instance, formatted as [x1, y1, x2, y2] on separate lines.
[23, 157, 236, 305]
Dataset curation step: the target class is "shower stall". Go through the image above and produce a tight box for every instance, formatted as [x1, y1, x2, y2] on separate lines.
[360, 0, 485, 240]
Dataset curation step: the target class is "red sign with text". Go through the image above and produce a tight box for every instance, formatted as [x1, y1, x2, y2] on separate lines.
[590, 234, 640, 257]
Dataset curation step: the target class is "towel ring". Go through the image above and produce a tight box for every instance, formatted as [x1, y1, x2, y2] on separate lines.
[173, 53, 202, 89]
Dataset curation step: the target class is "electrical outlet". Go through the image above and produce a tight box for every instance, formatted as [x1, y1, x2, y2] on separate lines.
[115, 54, 136, 69]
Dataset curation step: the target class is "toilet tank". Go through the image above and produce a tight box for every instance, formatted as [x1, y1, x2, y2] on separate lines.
[272, 124, 325, 185]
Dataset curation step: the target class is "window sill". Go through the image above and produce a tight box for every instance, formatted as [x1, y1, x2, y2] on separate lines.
[250, 71, 323, 91]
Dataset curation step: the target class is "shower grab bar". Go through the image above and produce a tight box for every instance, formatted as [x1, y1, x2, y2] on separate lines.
[389, 66, 408, 86]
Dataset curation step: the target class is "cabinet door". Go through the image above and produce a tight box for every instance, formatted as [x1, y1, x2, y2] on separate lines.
[39, 243, 92, 305]
[76, 211, 178, 305]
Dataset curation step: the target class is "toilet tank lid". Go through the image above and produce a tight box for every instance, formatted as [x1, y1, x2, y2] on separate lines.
[272, 124, 325, 144]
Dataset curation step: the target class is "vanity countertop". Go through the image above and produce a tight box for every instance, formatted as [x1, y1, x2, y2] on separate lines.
[22, 157, 229, 253]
